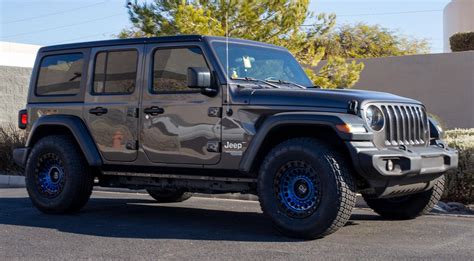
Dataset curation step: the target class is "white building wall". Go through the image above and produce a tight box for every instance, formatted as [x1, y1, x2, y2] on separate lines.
[0, 41, 41, 68]
[443, 0, 474, 52]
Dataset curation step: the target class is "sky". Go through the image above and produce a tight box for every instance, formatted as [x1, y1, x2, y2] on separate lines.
[0, 0, 451, 53]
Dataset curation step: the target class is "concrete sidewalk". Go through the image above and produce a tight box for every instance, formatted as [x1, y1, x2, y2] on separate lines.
[0, 174, 26, 188]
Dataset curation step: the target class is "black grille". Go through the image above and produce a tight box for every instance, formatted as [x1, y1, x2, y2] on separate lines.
[380, 104, 428, 146]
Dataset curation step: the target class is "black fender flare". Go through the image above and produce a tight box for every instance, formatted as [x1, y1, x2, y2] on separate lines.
[238, 112, 372, 173]
[26, 115, 102, 166]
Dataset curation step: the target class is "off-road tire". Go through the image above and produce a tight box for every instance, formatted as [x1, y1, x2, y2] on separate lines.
[258, 138, 356, 239]
[146, 189, 192, 203]
[25, 135, 93, 214]
[363, 175, 445, 220]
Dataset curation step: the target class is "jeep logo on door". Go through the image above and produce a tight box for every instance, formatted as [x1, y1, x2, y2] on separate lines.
[223, 141, 245, 155]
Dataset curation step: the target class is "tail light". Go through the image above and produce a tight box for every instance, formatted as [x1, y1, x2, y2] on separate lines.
[18, 109, 27, 129]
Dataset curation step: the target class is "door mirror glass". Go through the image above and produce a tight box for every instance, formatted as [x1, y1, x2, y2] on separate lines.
[187, 67, 211, 88]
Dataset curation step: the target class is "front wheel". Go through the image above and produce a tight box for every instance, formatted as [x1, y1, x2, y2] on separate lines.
[258, 138, 356, 239]
[363, 176, 445, 220]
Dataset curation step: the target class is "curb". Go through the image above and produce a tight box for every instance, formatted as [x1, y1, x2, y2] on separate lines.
[0, 174, 26, 188]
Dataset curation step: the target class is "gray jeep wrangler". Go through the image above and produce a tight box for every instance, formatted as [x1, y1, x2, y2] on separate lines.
[14, 35, 458, 239]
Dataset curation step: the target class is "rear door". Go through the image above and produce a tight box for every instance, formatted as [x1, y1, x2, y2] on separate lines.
[84, 44, 144, 162]
[140, 43, 222, 165]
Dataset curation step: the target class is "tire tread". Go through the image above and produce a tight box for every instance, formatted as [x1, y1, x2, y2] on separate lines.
[258, 138, 356, 239]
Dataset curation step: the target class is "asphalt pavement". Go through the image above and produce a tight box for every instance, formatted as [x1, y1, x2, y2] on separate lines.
[0, 188, 473, 260]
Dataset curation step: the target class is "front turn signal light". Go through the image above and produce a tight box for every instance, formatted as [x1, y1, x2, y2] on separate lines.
[336, 124, 367, 133]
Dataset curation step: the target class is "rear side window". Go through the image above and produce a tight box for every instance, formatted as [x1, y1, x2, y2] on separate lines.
[36, 53, 83, 96]
[152, 47, 208, 93]
[93, 50, 138, 95]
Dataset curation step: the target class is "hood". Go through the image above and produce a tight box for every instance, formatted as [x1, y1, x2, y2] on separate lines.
[245, 88, 421, 109]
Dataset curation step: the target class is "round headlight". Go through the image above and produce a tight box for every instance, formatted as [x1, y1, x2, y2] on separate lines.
[365, 105, 384, 131]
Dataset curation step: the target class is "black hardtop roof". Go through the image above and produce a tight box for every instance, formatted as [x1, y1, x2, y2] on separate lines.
[40, 35, 286, 52]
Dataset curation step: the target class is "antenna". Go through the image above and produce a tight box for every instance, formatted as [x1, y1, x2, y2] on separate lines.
[225, 10, 231, 115]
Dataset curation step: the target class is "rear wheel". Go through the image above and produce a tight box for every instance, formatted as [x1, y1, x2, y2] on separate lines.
[363, 176, 445, 220]
[146, 189, 192, 203]
[258, 138, 356, 239]
[25, 135, 93, 214]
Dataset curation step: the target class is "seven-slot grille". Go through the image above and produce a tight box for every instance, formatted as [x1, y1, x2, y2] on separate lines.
[379, 104, 428, 146]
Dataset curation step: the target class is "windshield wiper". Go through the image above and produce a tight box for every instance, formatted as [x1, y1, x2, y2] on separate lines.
[233, 77, 281, 89]
[266, 79, 307, 89]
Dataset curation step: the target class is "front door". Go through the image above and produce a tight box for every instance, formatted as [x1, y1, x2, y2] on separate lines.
[84, 45, 144, 162]
[141, 43, 221, 165]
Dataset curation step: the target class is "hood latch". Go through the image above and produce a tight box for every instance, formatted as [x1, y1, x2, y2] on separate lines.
[347, 100, 359, 115]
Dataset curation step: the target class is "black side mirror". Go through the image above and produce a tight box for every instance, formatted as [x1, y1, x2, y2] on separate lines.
[187, 67, 211, 88]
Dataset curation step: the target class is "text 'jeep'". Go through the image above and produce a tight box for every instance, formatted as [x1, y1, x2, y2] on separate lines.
[14, 35, 458, 239]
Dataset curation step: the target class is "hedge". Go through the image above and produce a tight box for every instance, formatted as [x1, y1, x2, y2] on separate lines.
[0, 124, 25, 174]
[450, 32, 474, 52]
[442, 129, 474, 204]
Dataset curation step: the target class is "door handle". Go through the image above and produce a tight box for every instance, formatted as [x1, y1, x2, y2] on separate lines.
[89, 107, 108, 116]
[144, 106, 164, 116]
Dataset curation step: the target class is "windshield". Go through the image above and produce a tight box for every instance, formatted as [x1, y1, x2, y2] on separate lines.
[211, 41, 313, 87]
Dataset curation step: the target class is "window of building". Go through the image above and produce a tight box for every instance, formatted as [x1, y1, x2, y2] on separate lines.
[93, 50, 138, 94]
[36, 53, 83, 96]
[152, 47, 208, 93]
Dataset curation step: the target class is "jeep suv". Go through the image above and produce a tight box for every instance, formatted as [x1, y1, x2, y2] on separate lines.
[14, 35, 458, 239]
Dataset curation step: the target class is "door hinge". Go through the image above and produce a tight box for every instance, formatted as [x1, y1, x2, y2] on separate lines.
[208, 107, 222, 118]
[127, 107, 139, 118]
[126, 140, 139, 150]
[207, 141, 220, 152]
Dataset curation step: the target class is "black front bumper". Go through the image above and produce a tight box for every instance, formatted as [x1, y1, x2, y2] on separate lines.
[347, 141, 458, 198]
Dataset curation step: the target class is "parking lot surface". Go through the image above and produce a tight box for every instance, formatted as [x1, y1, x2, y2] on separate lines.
[1, 188, 473, 260]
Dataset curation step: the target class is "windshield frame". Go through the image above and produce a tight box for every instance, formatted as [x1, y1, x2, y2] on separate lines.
[207, 39, 313, 88]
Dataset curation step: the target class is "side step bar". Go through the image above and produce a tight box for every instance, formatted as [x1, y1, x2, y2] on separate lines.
[101, 171, 257, 183]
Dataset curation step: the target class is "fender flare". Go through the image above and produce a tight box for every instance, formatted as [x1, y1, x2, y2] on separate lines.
[238, 112, 372, 173]
[26, 115, 102, 166]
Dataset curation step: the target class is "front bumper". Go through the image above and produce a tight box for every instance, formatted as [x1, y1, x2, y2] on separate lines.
[347, 141, 458, 198]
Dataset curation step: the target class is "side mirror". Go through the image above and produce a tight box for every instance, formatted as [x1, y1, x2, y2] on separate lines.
[187, 67, 211, 89]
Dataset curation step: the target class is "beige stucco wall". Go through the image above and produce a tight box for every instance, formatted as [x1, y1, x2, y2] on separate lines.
[0, 42, 38, 125]
[0, 66, 32, 125]
[346, 51, 474, 129]
[444, 0, 474, 52]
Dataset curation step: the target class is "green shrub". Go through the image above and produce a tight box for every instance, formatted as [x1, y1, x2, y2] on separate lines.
[442, 129, 474, 204]
[450, 32, 474, 52]
[0, 124, 26, 174]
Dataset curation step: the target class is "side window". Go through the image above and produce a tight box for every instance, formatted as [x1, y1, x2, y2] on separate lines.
[36, 53, 83, 96]
[93, 50, 138, 94]
[152, 47, 208, 93]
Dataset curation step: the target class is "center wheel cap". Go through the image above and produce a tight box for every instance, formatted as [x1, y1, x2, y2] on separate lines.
[294, 180, 309, 198]
[49, 167, 61, 183]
